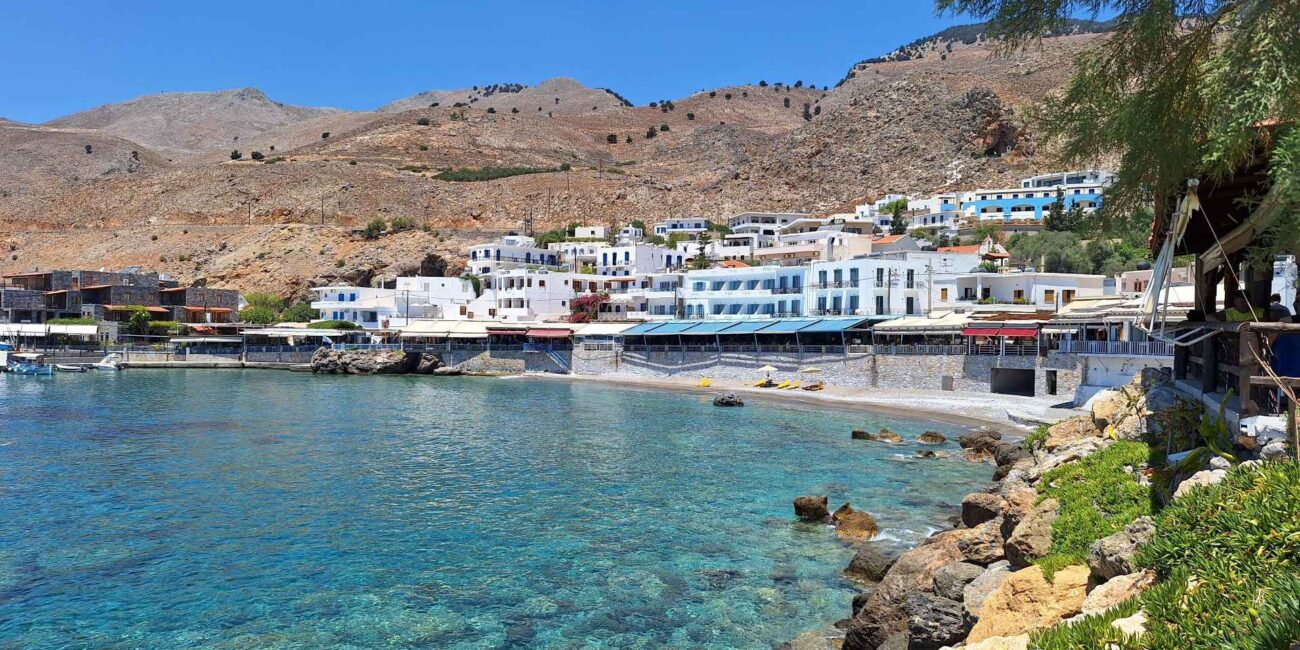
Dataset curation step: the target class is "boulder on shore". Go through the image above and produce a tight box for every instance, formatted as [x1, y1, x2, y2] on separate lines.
[966, 564, 1089, 643]
[904, 592, 970, 650]
[310, 348, 418, 375]
[845, 545, 899, 582]
[794, 495, 830, 522]
[712, 392, 745, 407]
[1080, 569, 1155, 616]
[852, 427, 903, 443]
[932, 561, 986, 602]
[842, 535, 964, 650]
[961, 492, 1005, 527]
[962, 560, 1011, 623]
[1005, 498, 1058, 567]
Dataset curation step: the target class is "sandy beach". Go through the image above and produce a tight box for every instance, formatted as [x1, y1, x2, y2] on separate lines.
[524, 372, 1081, 433]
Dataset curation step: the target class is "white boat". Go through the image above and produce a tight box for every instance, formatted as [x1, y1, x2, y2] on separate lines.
[55, 364, 89, 373]
[92, 353, 124, 371]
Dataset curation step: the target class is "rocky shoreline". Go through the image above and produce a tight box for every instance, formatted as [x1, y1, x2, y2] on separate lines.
[791, 368, 1293, 650]
[309, 348, 462, 375]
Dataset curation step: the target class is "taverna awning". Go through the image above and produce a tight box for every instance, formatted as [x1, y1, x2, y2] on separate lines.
[0, 323, 99, 337]
[570, 322, 636, 337]
[872, 312, 971, 334]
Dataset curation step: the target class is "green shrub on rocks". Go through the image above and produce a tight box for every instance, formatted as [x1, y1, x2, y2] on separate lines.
[1031, 597, 1143, 650]
[1023, 424, 1049, 451]
[1136, 461, 1300, 650]
[307, 320, 361, 330]
[1035, 441, 1158, 577]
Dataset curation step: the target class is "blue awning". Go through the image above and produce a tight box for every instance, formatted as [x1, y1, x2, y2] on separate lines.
[717, 320, 775, 334]
[798, 317, 870, 333]
[643, 321, 697, 335]
[756, 318, 821, 333]
[680, 321, 740, 335]
[620, 322, 667, 335]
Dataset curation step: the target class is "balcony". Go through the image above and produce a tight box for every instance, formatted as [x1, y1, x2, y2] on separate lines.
[1057, 340, 1174, 357]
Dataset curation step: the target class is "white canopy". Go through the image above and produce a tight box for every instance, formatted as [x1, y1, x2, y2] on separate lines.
[170, 337, 244, 344]
[872, 311, 971, 334]
[571, 322, 637, 337]
[0, 323, 99, 337]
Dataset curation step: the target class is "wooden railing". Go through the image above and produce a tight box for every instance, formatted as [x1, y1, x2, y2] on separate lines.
[1174, 321, 1300, 418]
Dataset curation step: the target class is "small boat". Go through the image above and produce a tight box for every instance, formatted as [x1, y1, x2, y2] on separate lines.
[55, 364, 89, 373]
[9, 353, 54, 376]
[92, 353, 124, 371]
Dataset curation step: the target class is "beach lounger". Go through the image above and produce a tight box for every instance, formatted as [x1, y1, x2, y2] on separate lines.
[698, 378, 713, 387]
[774, 380, 790, 389]
[753, 379, 769, 387]
[802, 380, 825, 391]
[784, 380, 801, 390]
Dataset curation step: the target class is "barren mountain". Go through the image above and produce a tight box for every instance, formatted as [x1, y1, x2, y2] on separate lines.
[46, 87, 343, 159]
[1, 27, 1109, 297]
[378, 77, 631, 114]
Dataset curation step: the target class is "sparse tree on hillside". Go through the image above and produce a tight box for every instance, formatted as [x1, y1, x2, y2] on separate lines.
[83, 144, 92, 154]
[320, 132, 330, 139]
[607, 133, 618, 144]
[486, 107, 496, 114]
[645, 127, 657, 139]
[724, 93, 732, 100]
[795, 80, 804, 88]
[813, 105, 821, 116]
[802, 104, 812, 121]
[230, 150, 242, 160]
[625, 135, 633, 143]
[250, 151, 264, 160]
[686, 113, 695, 120]
[416, 117, 431, 126]
[511, 107, 519, 113]
[659, 124, 669, 132]
[784, 97, 791, 108]
[759, 80, 768, 87]
[709, 91, 717, 98]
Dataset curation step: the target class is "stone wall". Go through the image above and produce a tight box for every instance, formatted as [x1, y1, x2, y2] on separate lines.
[572, 347, 1088, 399]
[441, 349, 568, 374]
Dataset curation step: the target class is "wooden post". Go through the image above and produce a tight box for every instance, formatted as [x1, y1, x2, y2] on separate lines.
[1201, 333, 1218, 394]
[1239, 327, 1260, 417]
[1194, 256, 1218, 315]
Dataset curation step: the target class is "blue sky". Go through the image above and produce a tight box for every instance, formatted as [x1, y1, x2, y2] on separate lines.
[3, 1, 977, 123]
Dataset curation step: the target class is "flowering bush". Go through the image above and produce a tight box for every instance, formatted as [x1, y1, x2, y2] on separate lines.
[568, 293, 609, 323]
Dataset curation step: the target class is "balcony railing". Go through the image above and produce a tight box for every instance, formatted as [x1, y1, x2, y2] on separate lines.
[1058, 340, 1174, 356]
[874, 344, 967, 356]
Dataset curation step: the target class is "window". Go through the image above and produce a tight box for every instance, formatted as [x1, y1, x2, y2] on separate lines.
[1062, 289, 1076, 304]
[905, 297, 915, 314]
[1013, 289, 1025, 301]
[818, 270, 827, 285]
[940, 288, 949, 301]
[875, 295, 885, 314]
[849, 268, 859, 286]
[1044, 289, 1056, 304]
[905, 269, 915, 289]
[848, 295, 859, 312]
[875, 268, 885, 287]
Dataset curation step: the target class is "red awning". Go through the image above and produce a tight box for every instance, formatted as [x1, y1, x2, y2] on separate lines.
[183, 306, 233, 313]
[999, 327, 1039, 338]
[526, 328, 572, 339]
[962, 326, 1039, 338]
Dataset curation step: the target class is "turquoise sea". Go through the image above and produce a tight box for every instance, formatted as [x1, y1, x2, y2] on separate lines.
[0, 370, 991, 649]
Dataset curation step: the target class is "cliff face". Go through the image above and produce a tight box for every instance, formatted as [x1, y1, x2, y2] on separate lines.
[1, 31, 1109, 295]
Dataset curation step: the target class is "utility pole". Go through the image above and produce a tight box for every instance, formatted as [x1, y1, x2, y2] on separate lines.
[926, 264, 933, 315]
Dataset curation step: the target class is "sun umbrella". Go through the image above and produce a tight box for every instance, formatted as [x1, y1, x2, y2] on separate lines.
[757, 365, 778, 374]
[800, 367, 822, 373]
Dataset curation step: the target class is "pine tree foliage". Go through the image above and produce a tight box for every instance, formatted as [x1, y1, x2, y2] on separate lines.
[936, 0, 1300, 249]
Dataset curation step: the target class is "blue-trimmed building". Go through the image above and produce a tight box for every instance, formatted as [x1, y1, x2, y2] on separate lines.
[959, 169, 1113, 223]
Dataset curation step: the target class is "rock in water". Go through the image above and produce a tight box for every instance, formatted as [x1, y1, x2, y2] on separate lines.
[853, 427, 903, 443]
[918, 431, 947, 445]
[836, 511, 879, 541]
[310, 348, 414, 375]
[794, 495, 830, 522]
[414, 353, 443, 374]
[712, 392, 744, 407]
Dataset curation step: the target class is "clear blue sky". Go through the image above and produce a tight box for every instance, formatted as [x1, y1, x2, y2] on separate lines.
[2, 1, 979, 123]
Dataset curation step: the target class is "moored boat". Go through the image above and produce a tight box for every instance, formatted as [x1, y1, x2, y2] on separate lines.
[92, 353, 124, 371]
[9, 353, 54, 376]
[55, 364, 89, 373]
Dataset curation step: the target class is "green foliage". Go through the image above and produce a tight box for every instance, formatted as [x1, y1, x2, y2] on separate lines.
[279, 302, 318, 322]
[239, 305, 278, 324]
[936, 0, 1300, 256]
[969, 222, 1002, 243]
[416, 117, 430, 126]
[1035, 441, 1158, 578]
[229, 150, 242, 160]
[1008, 231, 1091, 273]
[1023, 424, 1049, 451]
[1031, 596, 1143, 650]
[629, 219, 646, 232]
[706, 221, 732, 235]
[307, 319, 361, 330]
[250, 151, 264, 161]
[1136, 462, 1300, 650]
[47, 317, 96, 325]
[362, 218, 387, 240]
[433, 166, 558, 182]
[389, 216, 416, 232]
[462, 273, 481, 296]
[1085, 239, 1150, 276]
[243, 292, 285, 312]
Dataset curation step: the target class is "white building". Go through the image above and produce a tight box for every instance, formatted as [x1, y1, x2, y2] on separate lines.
[470, 269, 606, 322]
[598, 273, 682, 321]
[680, 266, 807, 319]
[547, 241, 603, 271]
[466, 235, 562, 276]
[595, 244, 684, 276]
[311, 276, 477, 329]
[953, 272, 1106, 310]
[652, 217, 710, 239]
[573, 226, 607, 239]
[617, 225, 644, 244]
[807, 257, 930, 318]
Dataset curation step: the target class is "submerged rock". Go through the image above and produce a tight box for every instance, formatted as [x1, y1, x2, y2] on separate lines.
[854, 427, 903, 443]
[794, 495, 830, 522]
[712, 392, 744, 407]
[918, 431, 947, 445]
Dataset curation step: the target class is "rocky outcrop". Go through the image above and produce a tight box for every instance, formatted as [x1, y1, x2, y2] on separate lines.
[842, 535, 964, 650]
[712, 392, 744, 407]
[1172, 468, 1228, 498]
[918, 431, 947, 445]
[965, 564, 1089, 642]
[1043, 415, 1103, 451]
[853, 427, 903, 443]
[310, 348, 423, 375]
[1004, 498, 1058, 567]
[959, 429, 1003, 462]
[962, 560, 1011, 623]
[1087, 367, 1181, 443]
[904, 593, 970, 650]
[1088, 516, 1155, 580]
[949, 634, 1029, 650]
[846, 545, 898, 582]
[1080, 569, 1155, 615]
[961, 492, 1005, 527]
[944, 518, 1006, 565]
[794, 495, 830, 522]
[932, 562, 986, 601]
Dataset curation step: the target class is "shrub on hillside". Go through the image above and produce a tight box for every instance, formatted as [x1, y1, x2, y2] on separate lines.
[606, 133, 618, 144]
[280, 302, 318, 322]
[362, 218, 387, 240]
[239, 305, 278, 324]
[433, 166, 556, 182]
[686, 112, 695, 120]
[230, 150, 242, 160]
[416, 117, 431, 126]
[1035, 441, 1158, 577]
[389, 216, 416, 232]
[250, 151, 264, 160]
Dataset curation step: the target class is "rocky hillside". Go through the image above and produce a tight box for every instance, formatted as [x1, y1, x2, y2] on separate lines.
[0, 28, 1112, 297]
[46, 87, 343, 159]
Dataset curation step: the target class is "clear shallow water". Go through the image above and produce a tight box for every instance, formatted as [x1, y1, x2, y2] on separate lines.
[0, 371, 990, 649]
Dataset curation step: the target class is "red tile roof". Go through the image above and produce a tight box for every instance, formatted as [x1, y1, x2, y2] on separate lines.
[873, 235, 905, 244]
[938, 245, 981, 253]
[714, 260, 749, 268]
